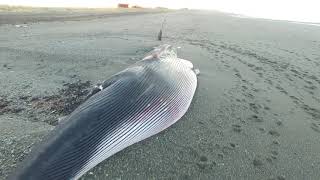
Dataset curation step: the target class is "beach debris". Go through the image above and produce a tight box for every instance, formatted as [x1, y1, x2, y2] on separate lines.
[31, 80, 91, 116]
[0, 81, 91, 125]
[0, 97, 12, 114]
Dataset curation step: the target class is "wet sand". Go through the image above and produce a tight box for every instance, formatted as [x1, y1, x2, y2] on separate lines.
[1, 9, 320, 180]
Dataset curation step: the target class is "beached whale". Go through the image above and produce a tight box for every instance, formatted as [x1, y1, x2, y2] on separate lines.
[10, 45, 199, 180]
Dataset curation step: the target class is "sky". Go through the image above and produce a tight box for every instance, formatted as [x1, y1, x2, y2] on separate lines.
[1, 0, 320, 23]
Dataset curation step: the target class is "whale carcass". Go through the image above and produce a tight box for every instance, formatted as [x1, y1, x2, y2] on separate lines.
[10, 45, 199, 180]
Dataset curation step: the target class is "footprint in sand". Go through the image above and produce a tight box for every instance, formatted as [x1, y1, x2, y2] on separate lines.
[258, 127, 266, 133]
[249, 103, 262, 113]
[217, 153, 224, 160]
[242, 85, 248, 90]
[275, 85, 288, 95]
[290, 69, 300, 75]
[304, 80, 313, 85]
[196, 155, 216, 172]
[253, 157, 264, 167]
[269, 130, 280, 137]
[264, 105, 270, 110]
[272, 140, 280, 145]
[274, 120, 283, 126]
[232, 124, 242, 133]
[270, 150, 279, 156]
[221, 145, 235, 155]
[250, 115, 263, 122]
[310, 122, 320, 133]
[253, 88, 260, 93]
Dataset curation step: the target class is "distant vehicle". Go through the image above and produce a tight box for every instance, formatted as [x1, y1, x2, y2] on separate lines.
[118, 3, 129, 8]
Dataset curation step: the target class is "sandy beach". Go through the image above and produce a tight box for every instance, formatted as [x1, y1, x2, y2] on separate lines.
[0, 8, 320, 180]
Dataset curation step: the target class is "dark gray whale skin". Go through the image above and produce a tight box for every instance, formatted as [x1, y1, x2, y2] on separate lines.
[9, 45, 198, 180]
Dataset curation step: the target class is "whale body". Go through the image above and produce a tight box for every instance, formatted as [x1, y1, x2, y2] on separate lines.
[10, 45, 198, 180]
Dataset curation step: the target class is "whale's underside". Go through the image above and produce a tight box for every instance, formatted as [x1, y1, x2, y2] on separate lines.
[10, 45, 198, 180]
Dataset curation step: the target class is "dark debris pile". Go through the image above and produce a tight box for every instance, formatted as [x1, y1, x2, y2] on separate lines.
[0, 97, 13, 115]
[0, 80, 92, 125]
[32, 80, 91, 116]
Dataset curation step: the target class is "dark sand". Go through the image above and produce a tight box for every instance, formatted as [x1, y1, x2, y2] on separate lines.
[0, 6, 170, 25]
[0, 9, 320, 180]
